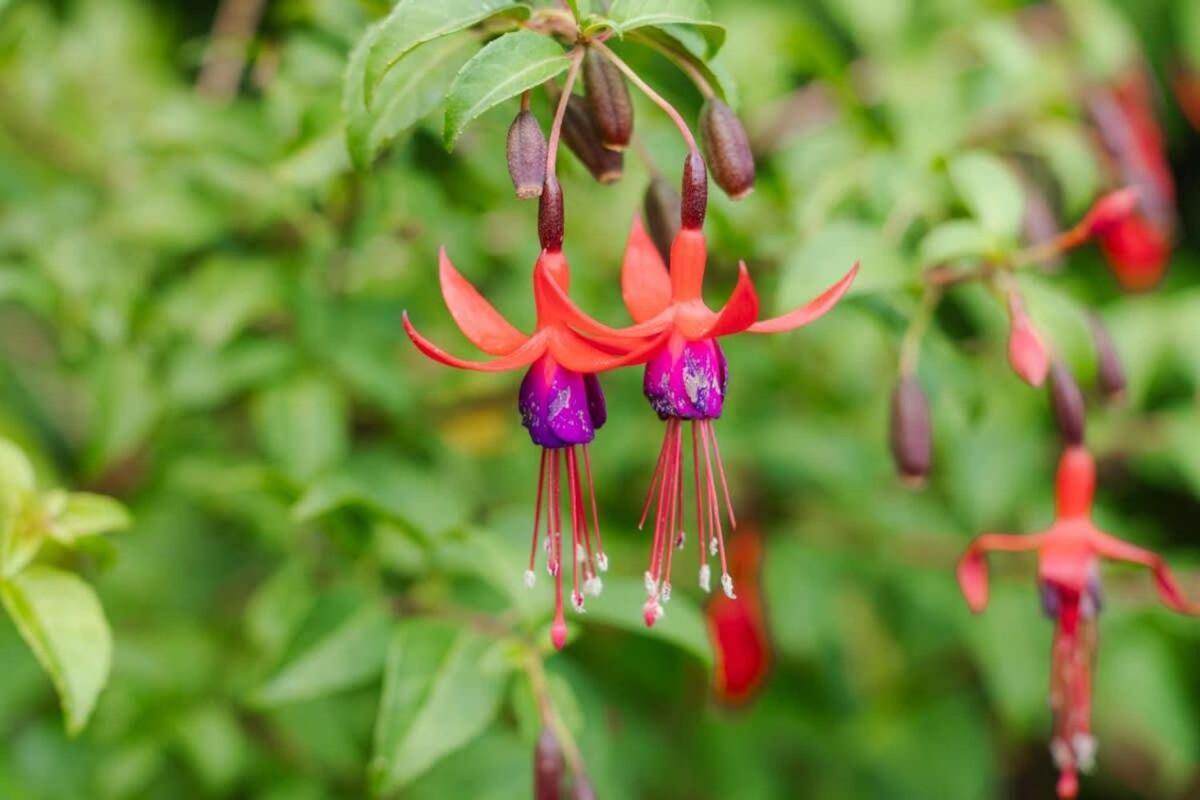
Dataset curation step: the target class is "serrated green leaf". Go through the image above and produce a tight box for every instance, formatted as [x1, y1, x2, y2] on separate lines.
[580, 577, 712, 667]
[917, 220, 995, 266]
[42, 490, 131, 544]
[364, 0, 530, 106]
[1, 565, 112, 734]
[443, 30, 571, 149]
[947, 151, 1025, 240]
[604, 0, 725, 56]
[370, 618, 512, 794]
[252, 603, 390, 707]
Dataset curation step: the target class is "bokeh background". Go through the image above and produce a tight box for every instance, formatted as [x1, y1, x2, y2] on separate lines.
[1, 0, 1199, 797]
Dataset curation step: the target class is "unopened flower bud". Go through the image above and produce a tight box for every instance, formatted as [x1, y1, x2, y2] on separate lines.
[507, 110, 548, 200]
[643, 176, 681, 264]
[561, 95, 624, 184]
[699, 98, 755, 200]
[1080, 187, 1139, 238]
[681, 151, 708, 230]
[534, 728, 564, 800]
[583, 49, 633, 151]
[889, 376, 932, 486]
[1088, 314, 1126, 401]
[1007, 295, 1050, 387]
[1048, 361, 1086, 446]
[539, 175, 564, 251]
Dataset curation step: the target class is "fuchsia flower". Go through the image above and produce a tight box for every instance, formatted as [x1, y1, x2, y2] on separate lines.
[535, 157, 858, 624]
[957, 446, 1199, 799]
[403, 186, 668, 650]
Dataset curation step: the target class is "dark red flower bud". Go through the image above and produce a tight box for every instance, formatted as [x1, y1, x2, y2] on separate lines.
[1098, 214, 1170, 291]
[1048, 361, 1086, 446]
[507, 110, 548, 200]
[889, 376, 932, 486]
[643, 176, 681, 264]
[561, 95, 624, 184]
[539, 175, 564, 252]
[583, 49, 633, 151]
[698, 98, 756, 200]
[534, 727, 564, 800]
[572, 776, 597, 800]
[1088, 314, 1126, 401]
[680, 151, 708, 230]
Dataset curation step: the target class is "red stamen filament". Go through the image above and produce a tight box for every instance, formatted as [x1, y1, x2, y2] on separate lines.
[1050, 598, 1096, 799]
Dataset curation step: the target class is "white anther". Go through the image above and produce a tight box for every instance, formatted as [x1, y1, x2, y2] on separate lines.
[644, 570, 659, 596]
[661, 582, 673, 604]
[572, 591, 586, 613]
[584, 576, 603, 596]
[575, 543, 586, 561]
[597, 553, 609, 572]
[721, 573, 736, 599]
[675, 530, 686, 549]
[1050, 739, 1071, 770]
[709, 537, 718, 556]
[1073, 735, 1097, 772]
[699, 564, 712, 593]
[548, 559, 560, 577]
[524, 569, 536, 589]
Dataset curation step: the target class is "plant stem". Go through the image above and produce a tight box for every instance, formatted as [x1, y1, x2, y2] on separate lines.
[899, 285, 942, 376]
[592, 41, 698, 152]
[524, 648, 585, 777]
[547, 48, 586, 177]
[628, 32, 715, 98]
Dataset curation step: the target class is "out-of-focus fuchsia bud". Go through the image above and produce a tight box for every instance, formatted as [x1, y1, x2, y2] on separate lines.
[1007, 294, 1050, 388]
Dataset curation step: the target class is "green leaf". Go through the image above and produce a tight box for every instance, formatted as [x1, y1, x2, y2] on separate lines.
[0, 440, 41, 577]
[1, 565, 112, 734]
[629, 25, 735, 104]
[917, 220, 996, 265]
[370, 618, 512, 794]
[778, 220, 909, 310]
[946, 151, 1024, 240]
[443, 30, 571, 149]
[42, 491, 131, 545]
[1025, 122, 1100, 217]
[566, 0, 590, 19]
[252, 603, 391, 708]
[253, 376, 348, 484]
[347, 30, 475, 170]
[604, 0, 725, 56]
[364, 0, 531, 106]
[580, 577, 712, 667]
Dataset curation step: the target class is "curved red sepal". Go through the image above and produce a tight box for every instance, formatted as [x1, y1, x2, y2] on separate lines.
[534, 256, 672, 343]
[1090, 530, 1200, 615]
[438, 247, 527, 356]
[621, 217, 672, 323]
[549, 328, 672, 374]
[747, 261, 859, 334]
[957, 533, 1045, 613]
[699, 262, 759, 339]
[403, 311, 545, 372]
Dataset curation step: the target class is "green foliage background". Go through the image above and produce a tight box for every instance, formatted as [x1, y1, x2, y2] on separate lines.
[1, 0, 1199, 797]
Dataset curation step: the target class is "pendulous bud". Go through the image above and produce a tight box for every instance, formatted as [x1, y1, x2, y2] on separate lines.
[1007, 294, 1050, 388]
[561, 95, 624, 184]
[681, 150, 708, 230]
[1048, 361, 1086, 446]
[889, 376, 932, 486]
[699, 98, 756, 200]
[539, 175, 564, 251]
[1088, 314, 1126, 401]
[643, 176, 681, 264]
[534, 727, 564, 800]
[1080, 187, 1138, 238]
[507, 110, 548, 200]
[583, 49, 633, 151]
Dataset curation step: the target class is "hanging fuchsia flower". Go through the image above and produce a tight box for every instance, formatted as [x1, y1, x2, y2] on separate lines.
[535, 156, 857, 625]
[403, 184, 668, 649]
[957, 446, 1200, 799]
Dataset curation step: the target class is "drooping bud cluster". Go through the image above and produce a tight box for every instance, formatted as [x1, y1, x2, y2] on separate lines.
[561, 95, 624, 184]
[699, 98, 755, 199]
[583, 49, 633, 151]
[889, 376, 932, 485]
[508, 109, 548, 199]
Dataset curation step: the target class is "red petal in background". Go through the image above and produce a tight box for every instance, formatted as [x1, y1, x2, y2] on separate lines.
[707, 527, 770, 706]
[1098, 214, 1170, 291]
